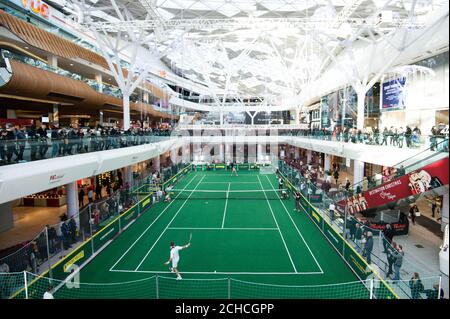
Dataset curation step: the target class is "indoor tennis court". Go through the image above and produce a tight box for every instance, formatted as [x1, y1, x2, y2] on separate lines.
[41, 169, 377, 299]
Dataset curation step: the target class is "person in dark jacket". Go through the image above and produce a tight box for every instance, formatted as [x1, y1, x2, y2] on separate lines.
[386, 241, 398, 278]
[405, 126, 412, 147]
[36, 123, 48, 159]
[68, 218, 77, 244]
[409, 272, 424, 299]
[78, 187, 85, 207]
[50, 123, 62, 158]
[348, 217, 357, 240]
[27, 124, 38, 161]
[15, 126, 26, 161]
[393, 245, 404, 281]
[95, 183, 103, 200]
[424, 284, 444, 299]
[61, 220, 71, 250]
[363, 231, 374, 264]
[354, 223, 363, 253]
[410, 204, 419, 225]
[381, 127, 388, 146]
[294, 191, 301, 212]
[333, 169, 339, 186]
[383, 224, 395, 253]
[396, 165, 406, 177]
[4, 123, 16, 163]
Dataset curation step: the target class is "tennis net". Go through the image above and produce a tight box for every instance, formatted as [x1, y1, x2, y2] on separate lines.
[167, 189, 290, 200]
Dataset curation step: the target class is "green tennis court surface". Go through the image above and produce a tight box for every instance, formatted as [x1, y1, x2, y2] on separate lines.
[54, 170, 369, 298]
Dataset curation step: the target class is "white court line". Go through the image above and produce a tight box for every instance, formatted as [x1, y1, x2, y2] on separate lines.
[221, 182, 231, 228]
[110, 269, 322, 275]
[264, 175, 324, 274]
[167, 227, 278, 230]
[256, 175, 298, 273]
[109, 173, 198, 271]
[134, 175, 206, 271]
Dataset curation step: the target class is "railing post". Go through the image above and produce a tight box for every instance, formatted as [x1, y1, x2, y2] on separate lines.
[23, 271, 28, 299]
[369, 279, 374, 299]
[118, 209, 122, 233]
[378, 232, 383, 254]
[438, 275, 442, 299]
[155, 275, 159, 299]
[89, 219, 95, 255]
[45, 226, 52, 278]
[228, 277, 231, 299]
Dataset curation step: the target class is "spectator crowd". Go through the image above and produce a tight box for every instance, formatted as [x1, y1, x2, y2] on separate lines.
[0, 121, 173, 165]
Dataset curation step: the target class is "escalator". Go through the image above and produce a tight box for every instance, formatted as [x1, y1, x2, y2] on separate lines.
[336, 139, 449, 215]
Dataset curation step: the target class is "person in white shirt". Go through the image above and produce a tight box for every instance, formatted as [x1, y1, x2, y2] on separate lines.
[43, 286, 54, 299]
[329, 203, 336, 221]
[164, 241, 190, 280]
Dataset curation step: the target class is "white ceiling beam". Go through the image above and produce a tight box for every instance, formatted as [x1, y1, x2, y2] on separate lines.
[78, 16, 425, 32]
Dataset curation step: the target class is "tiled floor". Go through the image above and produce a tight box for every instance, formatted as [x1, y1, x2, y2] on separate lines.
[393, 219, 448, 298]
[0, 191, 113, 251]
[0, 206, 66, 250]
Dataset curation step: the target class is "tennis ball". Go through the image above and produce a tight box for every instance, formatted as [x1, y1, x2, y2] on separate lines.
[214, 270, 216, 273]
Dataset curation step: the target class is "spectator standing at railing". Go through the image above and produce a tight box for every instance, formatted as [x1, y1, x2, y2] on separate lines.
[373, 127, 380, 145]
[363, 231, 374, 264]
[393, 244, 404, 281]
[76, 128, 85, 153]
[388, 126, 395, 146]
[357, 129, 364, 144]
[67, 126, 78, 155]
[25, 125, 37, 160]
[61, 220, 71, 250]
[409, 272, 424, 299]
[37, 123, 48, 159]
[29, 244, 37, 274]
[382, 224, 395, 253]
[380, 127, 388, 146]
[344, 178, 351, 192]
[348, 216, 357, 240]
[87, 187, 94, 203]
[430, 126, 438, 151]
[50, 123, 61, 158]
[95, 183, 103, 200]
[47, 224, 57, 254]
[354, 223, 363, 253]
[333, 169, 339, 186]
[425, 284, 444, 299]
[405, 126, 412, 148]
[397, 127, 404, 148]
[386, 241, 397, 278]
[14, 125, 25, 162]
[68, 218, 77, 244]
[362, 177, 369, 192]
[396, 165, 406, 178]
[78, 187, 85, 207]
[3, 123, 16, 163]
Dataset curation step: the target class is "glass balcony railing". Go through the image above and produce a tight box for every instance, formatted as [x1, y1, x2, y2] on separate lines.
[279, 129, 449, 151]
[0, 132, 172, 167]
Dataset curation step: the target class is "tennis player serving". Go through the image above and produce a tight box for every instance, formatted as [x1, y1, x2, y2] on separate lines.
[164, 238, 191, 280]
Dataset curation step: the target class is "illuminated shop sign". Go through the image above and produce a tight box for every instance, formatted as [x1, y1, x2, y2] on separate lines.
[22, 0, 50, 19]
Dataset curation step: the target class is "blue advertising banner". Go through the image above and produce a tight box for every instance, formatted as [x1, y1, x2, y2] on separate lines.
[382, 77, 407, 111]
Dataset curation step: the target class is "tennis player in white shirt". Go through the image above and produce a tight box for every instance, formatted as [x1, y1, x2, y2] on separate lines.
[164, 241, 190, 280]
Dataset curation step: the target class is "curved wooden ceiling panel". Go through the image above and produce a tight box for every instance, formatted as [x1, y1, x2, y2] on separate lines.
[0, 60, 177, 120]
[0, 10, 172, 102]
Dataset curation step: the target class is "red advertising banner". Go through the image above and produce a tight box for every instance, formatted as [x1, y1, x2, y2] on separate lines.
[342, 157, 449, 214]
